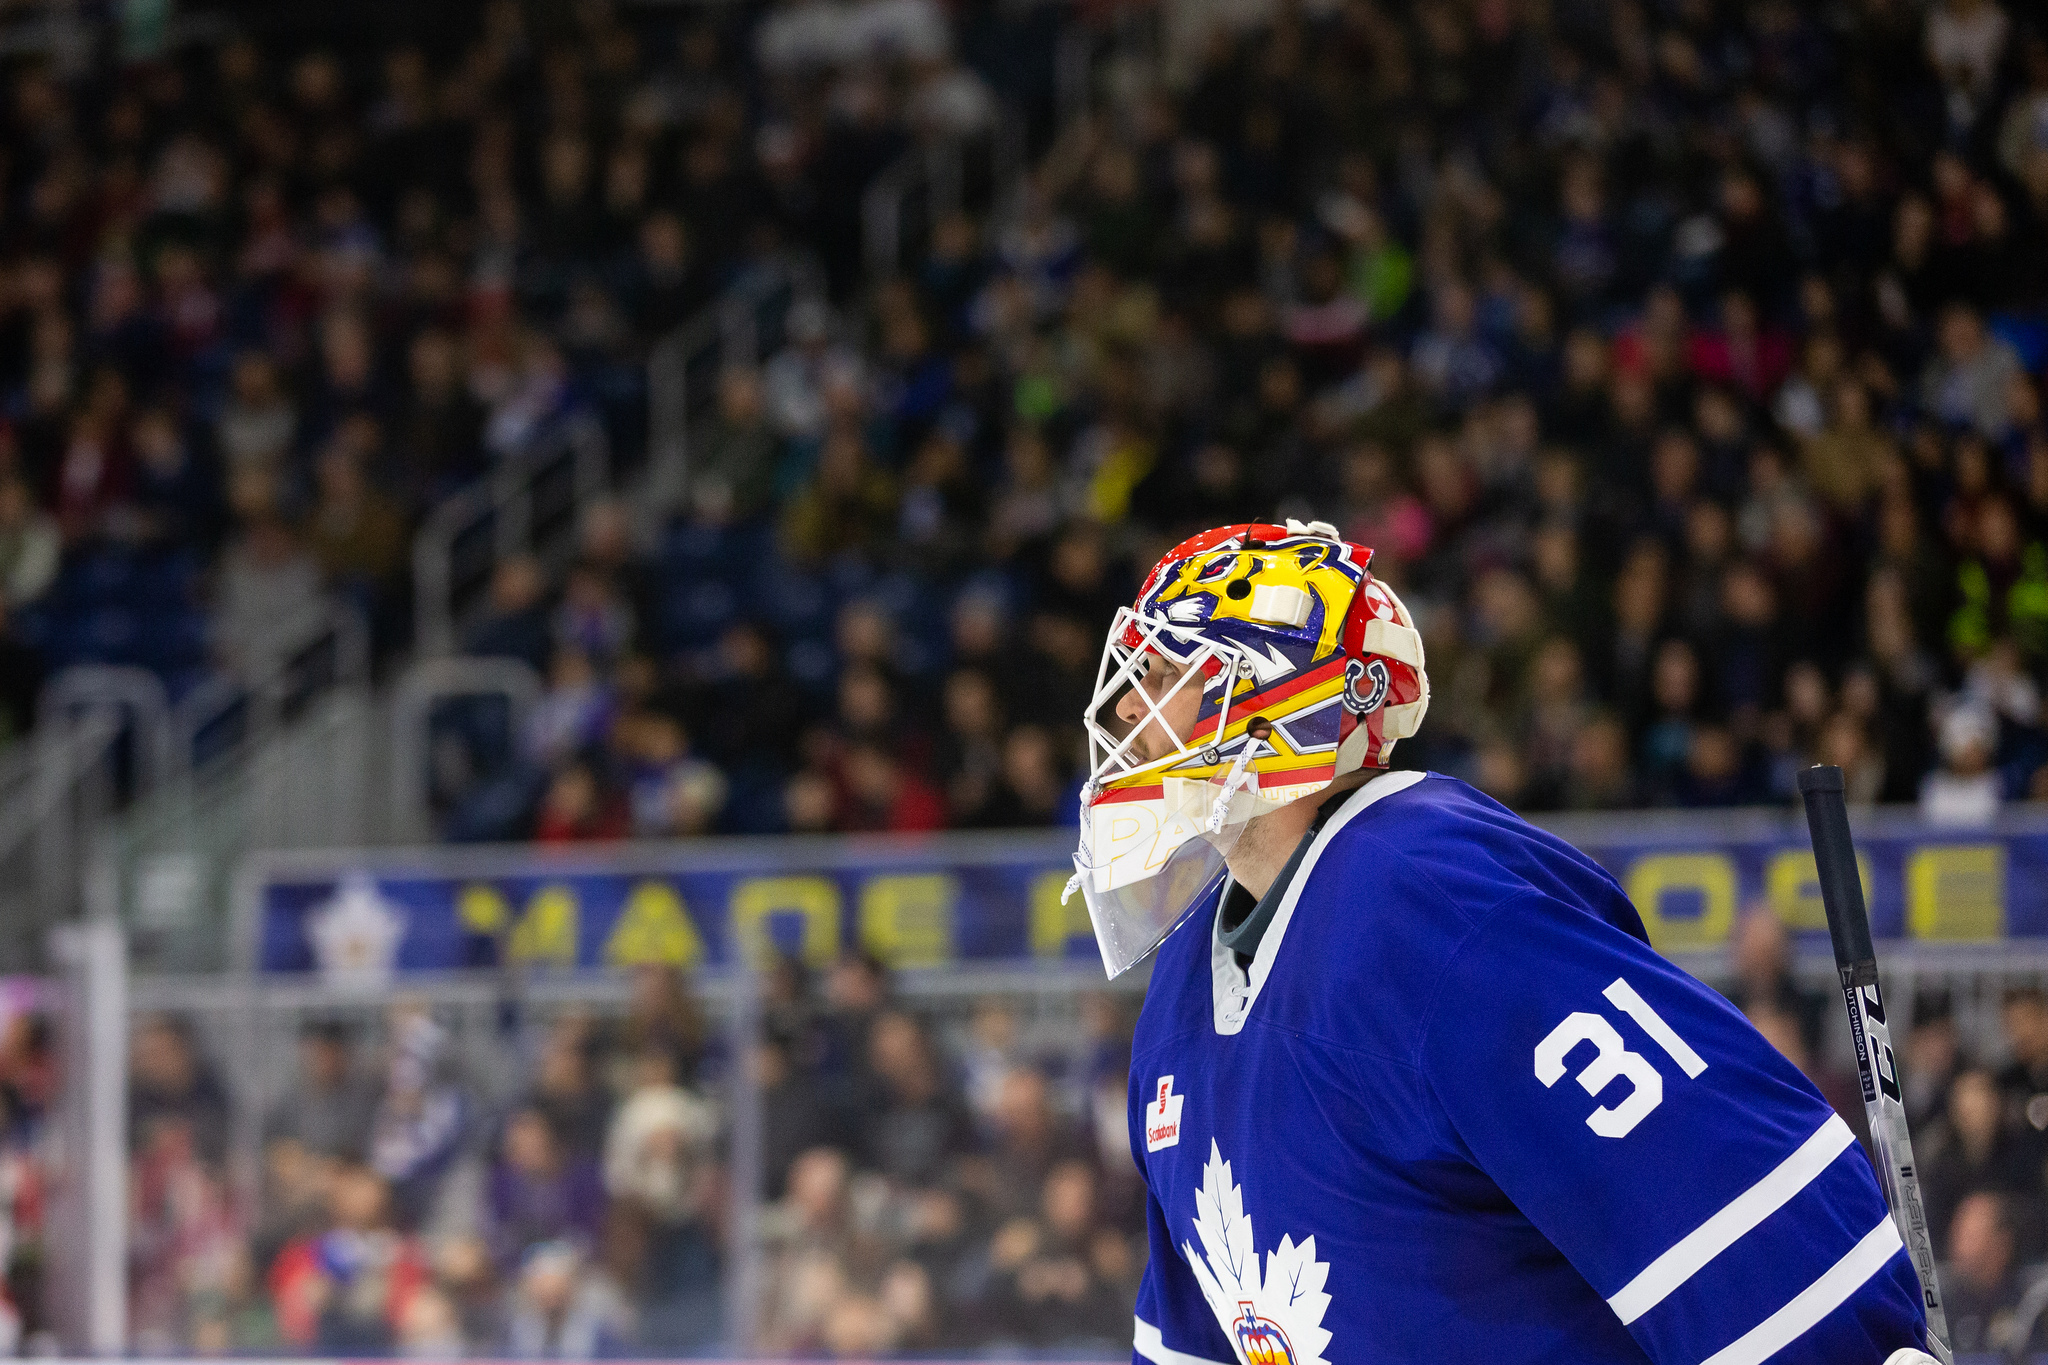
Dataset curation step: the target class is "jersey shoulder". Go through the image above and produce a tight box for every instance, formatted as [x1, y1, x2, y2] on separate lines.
[1262, 773, 1650, 1065]
[1319, 772, 1646, 943]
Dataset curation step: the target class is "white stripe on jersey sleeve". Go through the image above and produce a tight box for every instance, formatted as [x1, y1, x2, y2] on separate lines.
[1697, 1215, 1904, 1365]
[1608, 1113, 1856, 1324]
[1134, 1315, 1232, 1365]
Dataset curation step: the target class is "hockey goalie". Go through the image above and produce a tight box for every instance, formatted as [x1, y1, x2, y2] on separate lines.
[1066, 520, 1939, 1365]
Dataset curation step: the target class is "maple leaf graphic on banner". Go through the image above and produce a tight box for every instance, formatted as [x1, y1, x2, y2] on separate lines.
[1180, 1140, 1333, 1365]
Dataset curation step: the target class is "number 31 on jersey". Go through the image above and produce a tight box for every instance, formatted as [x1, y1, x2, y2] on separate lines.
[1534, 978, 1708, 1138]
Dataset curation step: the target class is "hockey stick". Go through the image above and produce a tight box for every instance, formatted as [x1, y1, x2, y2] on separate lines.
[1796, 765, 1953, 1365]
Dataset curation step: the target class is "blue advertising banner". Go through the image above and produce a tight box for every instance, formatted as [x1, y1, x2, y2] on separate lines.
[242, 806, 2048, 977]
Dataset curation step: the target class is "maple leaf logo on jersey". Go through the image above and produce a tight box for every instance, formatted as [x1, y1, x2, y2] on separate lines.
[1180, 1140, 1333, 1365]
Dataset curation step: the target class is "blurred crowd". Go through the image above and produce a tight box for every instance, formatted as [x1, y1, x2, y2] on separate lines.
[0, 0, 1027, 740]
[414, 0, 2048, 844]
[2, 0, 2048, 835]
[99, 959, 1141, 1358]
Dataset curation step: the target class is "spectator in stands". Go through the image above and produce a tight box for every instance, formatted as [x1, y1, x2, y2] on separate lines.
[1921, 1068, 2039, 1256]
[1923, 705, 2006, 825]
[757, 1146, 857, 1354]
[980, 725, 1077, 827]
[268, 1162, 428, 1354]
[604, 1044, 722, 1347]
[604, 1047, 717, 1225]
[2001, 987, 2048, 1139]
[128, 1014, 230, 1165]
[1905, 995, 1967, 1133]
[856, 1011, 976, 1187]
[487, 1108, 605, 1270]
[306, 440, 408, 603]
[610, 965, 710, 1089]
[836, 742, 946, 833]
[130, 1103, 239, 1352]
[616, 710, 728, 839]
[553, 564, 635, 666]
[1005, 1160, 1133, 1350]
[1724, 907, 1829, 1057]
[215, 510, 324, 680]
[756, 1033, 842, 1201]
[464, 556, 552, 675]
[187, 1242, 280, 1356]
[526, 648, 615, 769]
[763, 301, 862, 445]
[433, 1235, 505, 1354]
[533, 759, 630, 844]
[1941, 1191, 2033, 1354]
[1924, 305, 2027, 440]
[366, 1009, 468, 1232]
[130, 408, 223, 555]
[503, 1240, 634, 1358]
[687, 621, 804, 775]
[397, 329, 488, 508]
[395, 1284, 467, 1356]
[527, 1019, 609, 1160]
[982, 1067, 1093, 1219]
[780, 431, 900, 566]
[266, 1020, 376, 1161]
[52, 399, 133, 546]
[252, 1135, 334, 1288]
[691, 366, 780, 524]
[816, 952, 891, 1085]
[215, 353, 297, 482]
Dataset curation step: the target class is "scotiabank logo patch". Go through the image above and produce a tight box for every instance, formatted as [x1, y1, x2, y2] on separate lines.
[1147, 1075, 1185, 1151]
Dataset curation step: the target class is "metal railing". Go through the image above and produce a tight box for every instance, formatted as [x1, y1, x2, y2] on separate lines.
[45, 921, 126, 1356]
[37, 666, 174, 794]
[172, 602, 370, 774]
[863, 109, 1028, 277]
[644, 255, 826, 536]
[412, 412, 611, 657]
[0, 705, 123, 971]
[38, 605, 374, 973]
[385, 654, 544, 844]
[423, 252, 827, 657]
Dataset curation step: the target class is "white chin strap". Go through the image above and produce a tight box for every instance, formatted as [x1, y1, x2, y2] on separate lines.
[1204, 719, 1270, 834]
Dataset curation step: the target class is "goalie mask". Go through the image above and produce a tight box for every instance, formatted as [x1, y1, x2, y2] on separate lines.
[1067, 519, 1429, 977]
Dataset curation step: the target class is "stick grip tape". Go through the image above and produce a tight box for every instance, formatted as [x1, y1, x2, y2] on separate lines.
[1797, 765, 1878, 985]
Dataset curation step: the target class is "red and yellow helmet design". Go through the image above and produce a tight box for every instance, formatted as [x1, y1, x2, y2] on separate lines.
[1070, 519, 1429, 975]
[1087, 519, 1428, 803]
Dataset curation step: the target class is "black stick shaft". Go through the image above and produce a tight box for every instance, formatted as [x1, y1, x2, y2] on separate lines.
[1796, 764, 1952, 1364]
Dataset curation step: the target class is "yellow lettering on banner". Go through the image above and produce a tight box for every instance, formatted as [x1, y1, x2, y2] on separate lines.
[1030, 871, 1092, 958]
[604, 881, 705, 968]
[1765, 849, 1874, 933]
[730, 876, 842, 967]
[1626, 853, 1737, 951]
[508, 884, 579, 965]
[859, 874, 959, 967]
[458, 883, 510, 934]
[1907, 845, 2006, 941]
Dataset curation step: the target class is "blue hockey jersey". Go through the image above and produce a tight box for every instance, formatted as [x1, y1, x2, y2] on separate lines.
[1128, 770, 1929, 1365]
